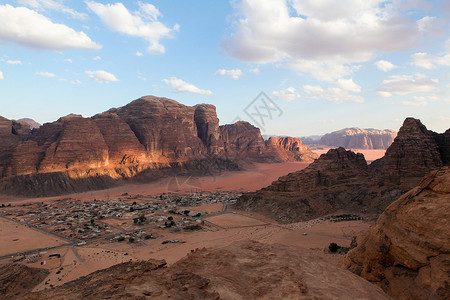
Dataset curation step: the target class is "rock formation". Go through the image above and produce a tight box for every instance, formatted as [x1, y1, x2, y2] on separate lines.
[0, 263, 49, 299]
[22, 241, 390, 299]
[0, 96, 316, 196]
[316, 127, 397, 149]
[343, 167, 450, 300]
[17, 118, 41, 130]
[234, 118, 450, 223]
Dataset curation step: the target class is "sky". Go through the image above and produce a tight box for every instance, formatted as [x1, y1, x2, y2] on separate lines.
[0, 0, 449, 137]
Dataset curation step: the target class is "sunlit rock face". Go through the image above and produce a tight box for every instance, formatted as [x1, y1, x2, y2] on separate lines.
[343, 167, 450, 300]
[0, 96, 317, 196]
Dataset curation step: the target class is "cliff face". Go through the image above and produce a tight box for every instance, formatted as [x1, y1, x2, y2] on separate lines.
[343, 167, 450, 300]
[319, 127, 397, 149]
[0, 96, 316, 196]
[234, 118, 450, 223]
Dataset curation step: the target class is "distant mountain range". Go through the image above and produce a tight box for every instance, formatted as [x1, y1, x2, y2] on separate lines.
[301, 127, 397, 149]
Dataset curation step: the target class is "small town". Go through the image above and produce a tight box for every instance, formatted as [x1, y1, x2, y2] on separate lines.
[0, 191, 241, 259]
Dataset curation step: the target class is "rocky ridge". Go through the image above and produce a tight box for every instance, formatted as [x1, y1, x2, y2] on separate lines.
[234, 118, 450, 223]
[343, 166, 450, 300]
[19, 241, 390, 300]
[303, 127, 397, 149]
[0, 96, 317, 196]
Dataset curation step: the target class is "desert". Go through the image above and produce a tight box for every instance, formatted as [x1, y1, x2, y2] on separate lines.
[1, 1, 450, 299]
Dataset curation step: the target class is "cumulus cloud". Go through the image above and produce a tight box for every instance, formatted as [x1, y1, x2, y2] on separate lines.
[71, 79, 82, 85]
[35, 71, 56, 77]
[162, 77, 212, 95]
[336, 78, 361, 92]
[215, 69, 243, 80]
[85, 70, 119, 83]
[303, 84, 364, 104]
[135, 52, 143, 56]
[0, 71, 3, 79]
[223, 0, 423, 81]
[93, 56, 101, 61]
[271, 87, 301, 102]
[0, 4, 100, 50]
[375, 60, 397, 72]
[377, 73, 439, 97]
[86, 1, 179, 55]
[411, 52, 450, 69]
[64, 58, 73, 63]
[17, 0, 88, 20]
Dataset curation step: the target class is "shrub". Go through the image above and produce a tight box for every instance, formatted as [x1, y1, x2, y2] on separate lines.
[329, 242, 340, 253]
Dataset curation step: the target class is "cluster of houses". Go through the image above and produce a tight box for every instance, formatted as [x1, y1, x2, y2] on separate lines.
[1, 191, 241, 245]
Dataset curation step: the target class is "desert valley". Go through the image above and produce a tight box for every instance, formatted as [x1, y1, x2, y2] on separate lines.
[0, 95, 448, 300]
[1, 1, 449, 299]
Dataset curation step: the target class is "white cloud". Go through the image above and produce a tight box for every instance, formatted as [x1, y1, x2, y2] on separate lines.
[135, 51, 143, 56]
[85, 70, 119, 83]
[271, 87, 301, 102]
[71, 79, 82, 85]
[411, 52, 450, 69]
[215, 68, 243, 80]
[375, 60, 397, 72]
[0, 4, 100, 50]
[162, 77, 212, 95]
[86, 1, 178, 55]
[249, 68, 260, 74]
[417, 16, 442, 34]
[377, 73, 439, 96]
[2, 59, 22, 65]
[93, 56, 101, 61]
[288, 59, 360, 82]
[303, 85, 364, 104]
[223, 0, 422, 81]
[64, 58, 73, 63]
[0, 71, 3, 79]
[336, 78, 361, 92]
[402, 101, 428, 107]
[36, 71, 56, 77]
[18, 0, 88, 20]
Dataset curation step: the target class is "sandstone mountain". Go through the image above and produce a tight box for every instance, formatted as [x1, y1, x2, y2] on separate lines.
[20, 240, 390, 300]
[343, 167, 450, 300]
[0, 96, 317, 196]
[234, 118, 449, 223]
[303, 127, 397, 149]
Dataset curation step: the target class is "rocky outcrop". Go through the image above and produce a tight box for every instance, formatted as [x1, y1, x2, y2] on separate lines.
[23, 241, 390, 299]
[264, 136, 318, 163]
[343, 167, 450, 300]
[17, 118, 41, 130]
[0, 263, 49, 299]
[319, 127, 397, 149]
[0, 96, 316, 196]
[234, 118, 450, 223]
[235, 148, 373, 223]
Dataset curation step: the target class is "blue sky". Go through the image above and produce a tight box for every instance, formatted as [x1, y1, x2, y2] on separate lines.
[0, 0, 449, 136]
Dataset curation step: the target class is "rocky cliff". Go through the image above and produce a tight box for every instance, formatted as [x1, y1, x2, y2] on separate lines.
[343, 167, 450, 300]
[234, 118, 450, 223]
[0, 96, 315, 196]
[318, 127, 397, 149]
[21, 241, 390, 300]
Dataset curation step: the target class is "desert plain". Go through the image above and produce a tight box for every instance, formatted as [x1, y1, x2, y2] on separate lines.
[0, 149, 384, 292]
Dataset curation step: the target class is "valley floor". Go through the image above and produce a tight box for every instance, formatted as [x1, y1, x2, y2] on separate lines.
[0, 151, 385, 295]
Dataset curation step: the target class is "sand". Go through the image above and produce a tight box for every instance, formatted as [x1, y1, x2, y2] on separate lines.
[0, 161, 373, 291]
[0, 218, 67, 257]
[312, 148, 386, 163]
[0, 162, 310, 206]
